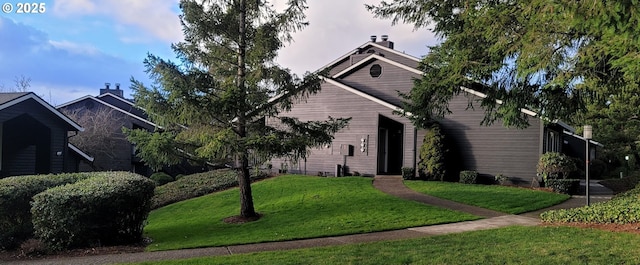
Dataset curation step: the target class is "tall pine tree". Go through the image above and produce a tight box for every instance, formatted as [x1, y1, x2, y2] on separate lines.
[126, 0, 349, 220]
[574, 92, 640, 170]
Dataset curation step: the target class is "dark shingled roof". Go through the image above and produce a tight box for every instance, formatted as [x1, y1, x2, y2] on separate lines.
[0, 92, 29, 105]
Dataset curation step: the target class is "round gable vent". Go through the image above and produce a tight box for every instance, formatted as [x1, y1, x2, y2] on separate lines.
[370, 64, 382, 78]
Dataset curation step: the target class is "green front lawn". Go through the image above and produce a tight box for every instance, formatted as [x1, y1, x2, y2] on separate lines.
[127, 226, 640, 264]
[405, 181, 570, 214]
[144, 175, 478, 251]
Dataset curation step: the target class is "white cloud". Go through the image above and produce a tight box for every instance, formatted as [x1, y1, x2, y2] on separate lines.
[53, 0, 97, 15]
[52, 0, 182, 43]
[48, 40, 100, 55]
[105, 0, 182, 43]
[51, 0, 436, 75]
[31, 82, 95, 106]
[0, 16, 149, 104]
[276, 0, 438, 75]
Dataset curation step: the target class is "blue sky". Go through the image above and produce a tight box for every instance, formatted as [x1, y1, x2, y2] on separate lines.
[0, 0, 438, 105]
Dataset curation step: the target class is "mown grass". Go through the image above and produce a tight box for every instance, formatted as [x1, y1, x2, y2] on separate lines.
[144, 175, 478, 251]
[404, 181, 570, 214]
[127, 226, 640, 265]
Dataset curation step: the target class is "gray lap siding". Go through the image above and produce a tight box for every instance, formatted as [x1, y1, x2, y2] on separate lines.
[439, 93, 542, 179]
[270, 82, 417, 176]
[339, 60, 419, 107]
[271, 85, 541, 179]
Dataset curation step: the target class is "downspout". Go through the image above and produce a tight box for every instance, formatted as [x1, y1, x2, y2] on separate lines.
[413, 127, 417, 171]
[539, 120, 545, 156]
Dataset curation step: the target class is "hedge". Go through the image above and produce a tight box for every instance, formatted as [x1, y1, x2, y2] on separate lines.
[541, 183, 640, 224]
[0, 173, 91, 249]
[31, 172, 155, 250]
[545, 179, 581, 195]
[459, 170, 478, 184]
[151, 169, 252, 209]
[150, 172, 174, 186]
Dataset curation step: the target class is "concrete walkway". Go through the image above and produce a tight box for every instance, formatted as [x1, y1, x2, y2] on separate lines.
[7, 176, 612, 265]
[373, 176, 506, 218]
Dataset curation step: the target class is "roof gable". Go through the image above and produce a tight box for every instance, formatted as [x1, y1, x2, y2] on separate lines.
[0, 92, 83, 131]
[319, 42, 420, 73]
[0, 92, 29, 104]
[97, 93, 149, 119]
[332, 54, 423, 79]
[57, 96, 157, 128]
[318, 41, 541, 121]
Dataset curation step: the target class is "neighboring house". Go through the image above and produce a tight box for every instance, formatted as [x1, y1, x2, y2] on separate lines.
[0, 92, 93, 177]
[270, 35, 597, 181]
[57, 84, 156, 175]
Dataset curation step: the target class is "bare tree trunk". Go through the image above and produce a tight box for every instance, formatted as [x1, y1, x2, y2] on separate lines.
[236, 0, 257, 218]
[238, 152, 256, 217]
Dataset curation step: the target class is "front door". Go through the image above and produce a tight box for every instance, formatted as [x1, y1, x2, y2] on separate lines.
[377, 115, 403, 175]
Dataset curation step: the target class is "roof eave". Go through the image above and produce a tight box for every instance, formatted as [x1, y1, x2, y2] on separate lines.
[0, 93, 84, 131]
[68, 143, 95, 162]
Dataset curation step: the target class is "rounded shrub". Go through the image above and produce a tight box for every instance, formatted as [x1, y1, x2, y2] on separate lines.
[459, 170, 478, 184]
[151, 172, 174, 186]
[418, 123, 446, 181]
[494, 174, 509, 185]
[0, 173, 91, 249]
[537, 152, 577, 181]
[402, 167, 415, 180]
[31, 172, 155, 250]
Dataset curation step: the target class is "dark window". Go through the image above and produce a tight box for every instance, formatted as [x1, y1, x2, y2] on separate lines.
[370, 64, 382, 78]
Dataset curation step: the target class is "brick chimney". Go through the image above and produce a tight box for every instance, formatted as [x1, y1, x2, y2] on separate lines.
[100, 82, 124, 98]
[376, 34, 394, 49]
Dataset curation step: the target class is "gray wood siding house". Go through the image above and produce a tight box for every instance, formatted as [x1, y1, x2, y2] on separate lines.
[271, 36, 585, 181]
[439, 91, 543, 178]
[0, 93, 92, 177]
[57, 87, 157, 175]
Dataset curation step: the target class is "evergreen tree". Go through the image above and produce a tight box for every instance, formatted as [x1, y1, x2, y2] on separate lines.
[368, 1, 640, 129]
[574, 92, 640, 170]
[418, 123, 446, 181]
[126, 0, 349, 220]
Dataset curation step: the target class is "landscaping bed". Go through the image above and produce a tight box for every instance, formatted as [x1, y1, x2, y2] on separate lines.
[599, 175, 640, 194]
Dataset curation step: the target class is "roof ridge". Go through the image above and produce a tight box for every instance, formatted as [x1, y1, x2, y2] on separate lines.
[57, 95, 158, 128]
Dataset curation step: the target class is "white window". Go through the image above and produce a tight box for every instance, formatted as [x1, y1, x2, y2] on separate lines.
[546, 131, 559, 152]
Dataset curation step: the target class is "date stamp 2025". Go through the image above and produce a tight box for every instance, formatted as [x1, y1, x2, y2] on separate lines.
[2, 2, 46, 14]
